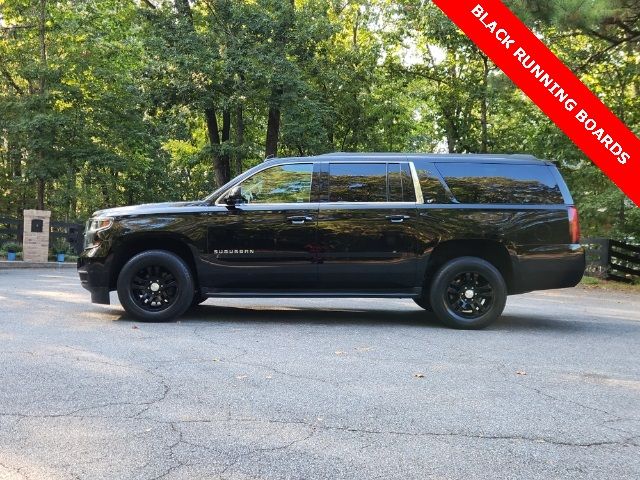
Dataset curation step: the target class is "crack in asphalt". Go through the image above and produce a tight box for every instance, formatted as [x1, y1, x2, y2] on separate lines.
[147, 422, 190, 480]
[516, 382, 621, 419]
[217, 427, 317, 480]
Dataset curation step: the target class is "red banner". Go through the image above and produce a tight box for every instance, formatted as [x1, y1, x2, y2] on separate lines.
[433, 0, 640, 206]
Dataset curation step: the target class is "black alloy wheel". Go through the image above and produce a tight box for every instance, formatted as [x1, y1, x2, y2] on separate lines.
[445, 271, 494, 318]
[429, 256, 507, 329]
[117, 250, 194, 322]
[130, 265, 179, 312]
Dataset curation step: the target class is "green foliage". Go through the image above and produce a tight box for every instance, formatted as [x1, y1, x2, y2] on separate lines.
[2, 241, 22, 253]
[0, 0, 638, 239]
[51, 237, 70, 254]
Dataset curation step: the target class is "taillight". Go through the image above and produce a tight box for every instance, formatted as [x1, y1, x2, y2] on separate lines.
[568, 206, 580, 243]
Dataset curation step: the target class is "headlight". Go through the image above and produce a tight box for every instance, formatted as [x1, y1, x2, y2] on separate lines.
[84, 217, 114, 250]
[87, 217, 113, 233]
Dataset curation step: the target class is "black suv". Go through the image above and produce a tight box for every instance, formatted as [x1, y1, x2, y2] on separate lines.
[78, 153, 585, 329]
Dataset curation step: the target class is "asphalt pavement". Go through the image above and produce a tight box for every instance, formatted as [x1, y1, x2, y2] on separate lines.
[0, 269, 639, 480]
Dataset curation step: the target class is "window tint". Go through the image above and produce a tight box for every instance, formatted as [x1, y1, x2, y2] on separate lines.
[388, 163, 416, 202]
[329, 163, 387, 202]
[436, 163, 563, 205]
[240, 163, 313, 204]
[415, 167, 450, 204]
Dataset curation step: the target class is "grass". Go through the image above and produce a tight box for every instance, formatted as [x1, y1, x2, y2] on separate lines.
[579, 275, 640, 293]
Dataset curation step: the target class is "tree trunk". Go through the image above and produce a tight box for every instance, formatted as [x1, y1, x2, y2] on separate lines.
[36, 178, 45, 211]
[234, 106, 244, 176]
[204, 107, 231, 187]
[36, 0, 47, 211]
[265, 102, 281, 159]
[174, 0, 231, 186]
[264, 0, 295, 159]
[480, 54, 489, 153]
[220, 109, 231, 183]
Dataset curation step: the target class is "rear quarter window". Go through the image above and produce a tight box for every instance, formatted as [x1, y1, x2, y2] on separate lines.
[415, 167, 451, 204]
[436, 163, 564, 205]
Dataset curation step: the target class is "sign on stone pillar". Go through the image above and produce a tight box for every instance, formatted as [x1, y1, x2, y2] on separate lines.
[23, 210, 51, 263]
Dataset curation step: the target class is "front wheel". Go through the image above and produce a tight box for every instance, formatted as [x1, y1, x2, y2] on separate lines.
[429, 257, 506, 329]
[116, 250, 195, 322]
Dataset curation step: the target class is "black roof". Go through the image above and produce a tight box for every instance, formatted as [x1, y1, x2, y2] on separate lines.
[267, 152, 550, 165]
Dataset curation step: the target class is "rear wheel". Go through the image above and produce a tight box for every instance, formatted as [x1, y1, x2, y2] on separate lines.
[117, 250, 194, 322]
[429, 257, 506, 329]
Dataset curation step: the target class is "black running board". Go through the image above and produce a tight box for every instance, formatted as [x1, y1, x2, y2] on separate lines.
[201, 288, 421, 299]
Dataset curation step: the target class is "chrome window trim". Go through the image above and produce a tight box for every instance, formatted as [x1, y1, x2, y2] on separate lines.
[319, 201, 417, 206]
[408, 162, 424, 204]
[215, 159, 423, 207]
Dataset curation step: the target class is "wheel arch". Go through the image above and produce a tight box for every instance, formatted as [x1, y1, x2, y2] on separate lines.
[422, 239, 515, 294]
[109, 233, 200, 291]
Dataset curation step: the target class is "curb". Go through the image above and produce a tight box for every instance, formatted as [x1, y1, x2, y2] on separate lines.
[0, 261, 76, 270]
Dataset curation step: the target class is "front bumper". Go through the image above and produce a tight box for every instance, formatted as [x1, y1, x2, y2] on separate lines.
[77, 255, 113, 304]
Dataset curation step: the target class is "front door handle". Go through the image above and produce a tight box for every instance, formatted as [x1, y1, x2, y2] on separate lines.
[287, 215, 314, 225]
[386, 215, 411, 223]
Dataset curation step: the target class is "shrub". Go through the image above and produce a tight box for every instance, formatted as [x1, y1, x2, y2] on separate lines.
[3, 241, 22, 253]
[52, 238, 71, 254]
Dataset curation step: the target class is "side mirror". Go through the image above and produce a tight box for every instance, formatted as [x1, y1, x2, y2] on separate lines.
[225, 185, 245, 207]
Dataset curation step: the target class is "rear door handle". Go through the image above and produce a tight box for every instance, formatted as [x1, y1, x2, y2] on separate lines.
[386, 215, 410, 223]
[287, 215, 314, 225]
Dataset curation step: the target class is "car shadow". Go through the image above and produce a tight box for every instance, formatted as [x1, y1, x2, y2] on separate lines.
[112, 303, 441, 329]
[107, 303, 639, 333]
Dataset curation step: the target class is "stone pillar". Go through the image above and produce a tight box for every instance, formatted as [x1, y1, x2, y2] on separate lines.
[23, 210, 51, 263]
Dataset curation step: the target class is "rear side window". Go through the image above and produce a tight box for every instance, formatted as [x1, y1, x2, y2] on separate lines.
[436, 163, 564, 205]
[415, 167, 450, 204]
[328, 163, 416, 202]
[388, 163, 416, 202]
[329, 163, 387, 202]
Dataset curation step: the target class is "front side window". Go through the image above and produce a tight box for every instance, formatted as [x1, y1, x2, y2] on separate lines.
[238, 163, 313, 204]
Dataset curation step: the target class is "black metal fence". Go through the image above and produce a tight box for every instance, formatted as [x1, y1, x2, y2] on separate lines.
[583, 237, 640, 283]
[50, 221, 84, 255]
[0, 215, 84, 255]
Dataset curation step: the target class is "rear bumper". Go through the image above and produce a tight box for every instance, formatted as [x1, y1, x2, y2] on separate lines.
[512, 244, 585, 294]
[77, 255, 112, 304]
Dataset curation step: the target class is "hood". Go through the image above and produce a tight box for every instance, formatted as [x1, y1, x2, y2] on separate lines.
[92, 201, 206, 218]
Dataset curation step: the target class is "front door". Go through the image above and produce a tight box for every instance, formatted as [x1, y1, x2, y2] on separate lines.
[202, 163, 320, 290]
[317, 162, 419, 290]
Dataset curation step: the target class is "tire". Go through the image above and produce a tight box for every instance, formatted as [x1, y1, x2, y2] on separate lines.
[413, 296, 432, 311]
[428, 257, 506, 329]
[116, 250, 195, 322]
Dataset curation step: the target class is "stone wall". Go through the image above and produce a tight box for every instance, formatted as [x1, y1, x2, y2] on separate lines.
[23, 210, 51, 263]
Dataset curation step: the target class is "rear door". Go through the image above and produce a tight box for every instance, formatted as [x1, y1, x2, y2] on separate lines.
[316, 161, 420, 290]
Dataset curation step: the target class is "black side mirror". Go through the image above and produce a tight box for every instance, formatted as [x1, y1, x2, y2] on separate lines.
[225, 185, 245, 207]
